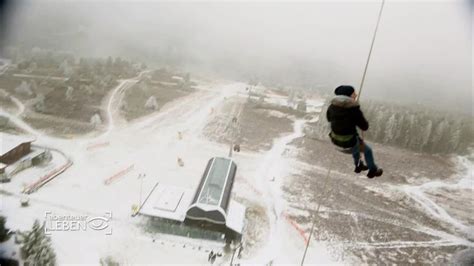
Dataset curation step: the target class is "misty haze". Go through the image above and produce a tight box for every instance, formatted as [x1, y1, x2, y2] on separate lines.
[0, 0, 472, 265]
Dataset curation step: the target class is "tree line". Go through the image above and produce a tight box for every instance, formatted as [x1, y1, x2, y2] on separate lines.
[306, 100, 474, 155]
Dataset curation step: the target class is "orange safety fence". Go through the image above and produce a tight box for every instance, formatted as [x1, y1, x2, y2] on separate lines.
[283, 211, 309, 245]
[23, 161, 73, 194]
[104, 165, 134, 185]
[86, 142, 110, 151]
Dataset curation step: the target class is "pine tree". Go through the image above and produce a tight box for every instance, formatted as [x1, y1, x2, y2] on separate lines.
[34, 94, 46, 112]
[0, 216, 8, 242]
[383, 114, 396, 143]
[448, 123, 461, 153]
[15, 81, 33, 96]
[373, 108, 386, 141]
[90, 113, 102, 127]
[59, 60, 73, 77]
[431, 119, 448, 150]
[145, 96, 158, 110]
[403, 114, 415, 148]
[420, 119, 433, 151]
[392, 114, 404, 146]
[408, 115, 424, 151]
[21, 220, 56, 266]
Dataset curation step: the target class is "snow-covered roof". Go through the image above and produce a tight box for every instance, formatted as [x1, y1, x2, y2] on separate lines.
[139, 183, 194, 222]
[0, 133, 35, 156]
[226, 200, 246, 234]
[139, 158, 246, 235]
[0, 162, 6, 169]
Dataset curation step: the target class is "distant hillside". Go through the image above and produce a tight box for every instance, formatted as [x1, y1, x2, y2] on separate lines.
[305, 99, 474, 155]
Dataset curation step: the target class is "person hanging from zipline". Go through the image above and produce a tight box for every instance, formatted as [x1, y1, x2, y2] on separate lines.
[326, 85, 383, 178]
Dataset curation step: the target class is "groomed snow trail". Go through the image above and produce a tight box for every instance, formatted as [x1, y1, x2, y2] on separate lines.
[245, 119, 335, 264]
[0, 80, 248, 264]
[2, 76, 473, 264]
[402, 155, 474, 243]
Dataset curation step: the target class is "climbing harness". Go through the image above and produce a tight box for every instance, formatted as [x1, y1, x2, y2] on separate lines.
[301, 0, 386, 264]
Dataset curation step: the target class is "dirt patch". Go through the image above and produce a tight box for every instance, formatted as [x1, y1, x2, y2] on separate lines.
[348, 245, 465, 265]
[0, 95, 16, 113]
[120, 81, 192, 121]
[233, 197, 269, 259]
[22, 112, 97, 137]
[149, 68, 176, 83]
[0, 72, 106, 136]
[39, 79, 118, 123]
[0, 75, 30, 100]
[279, 133, 466, 264]
[290, 135, 456, 185]
[283, 168, 466, 264]
[18, 68, 64, 77]
[203, 98, 294, 152]
[0, 74, 60, 100]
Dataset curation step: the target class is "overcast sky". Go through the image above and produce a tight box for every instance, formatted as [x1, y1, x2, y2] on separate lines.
[1, 0, 472, 115]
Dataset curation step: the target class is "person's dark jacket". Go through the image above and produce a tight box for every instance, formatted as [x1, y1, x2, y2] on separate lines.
[326, 95, 369, 148]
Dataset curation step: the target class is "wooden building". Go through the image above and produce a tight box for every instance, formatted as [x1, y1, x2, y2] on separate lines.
[0, 133, 35, 165]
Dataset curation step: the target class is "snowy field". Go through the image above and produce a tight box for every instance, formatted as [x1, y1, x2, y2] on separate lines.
[0, 76, 473, 264]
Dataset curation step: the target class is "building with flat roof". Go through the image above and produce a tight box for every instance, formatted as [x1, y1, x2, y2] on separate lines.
[139, 157, 245, 241]
[0, 163, 6, 174]
[0, 133, 35, 165]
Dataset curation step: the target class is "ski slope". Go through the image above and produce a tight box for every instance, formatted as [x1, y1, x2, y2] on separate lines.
[0, 77, 472, 264]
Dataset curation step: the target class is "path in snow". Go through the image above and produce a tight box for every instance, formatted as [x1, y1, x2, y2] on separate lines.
[8, 95, 25, 116]
[2, 75, 471, 264]
[402, 156, 474, 241]
[247, 119, 333, 264]
[0, 80, 249, 264]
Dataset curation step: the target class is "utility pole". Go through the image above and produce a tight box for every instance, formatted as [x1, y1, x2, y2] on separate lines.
[138, 173, 146, 206]
[228, 140, 233, 158]
[227, 116, 238, 158]
[229, 241, 242, 266]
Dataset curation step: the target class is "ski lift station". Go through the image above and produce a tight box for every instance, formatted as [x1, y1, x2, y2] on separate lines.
[139, 157, 246, 241]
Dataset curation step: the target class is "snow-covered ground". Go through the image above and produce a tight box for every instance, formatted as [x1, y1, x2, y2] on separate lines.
[402, 156, 474, 241]
[0, 75, 472, 264]
[0, 59, 10, 76]
[1, 80, 265, 264]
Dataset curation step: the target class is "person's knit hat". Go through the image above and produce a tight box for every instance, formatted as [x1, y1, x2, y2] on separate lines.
[334, 85, 355, 97]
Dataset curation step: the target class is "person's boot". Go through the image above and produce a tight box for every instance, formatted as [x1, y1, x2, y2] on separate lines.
[367, 168, 383, 178]
[354, 161, 369, 173]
